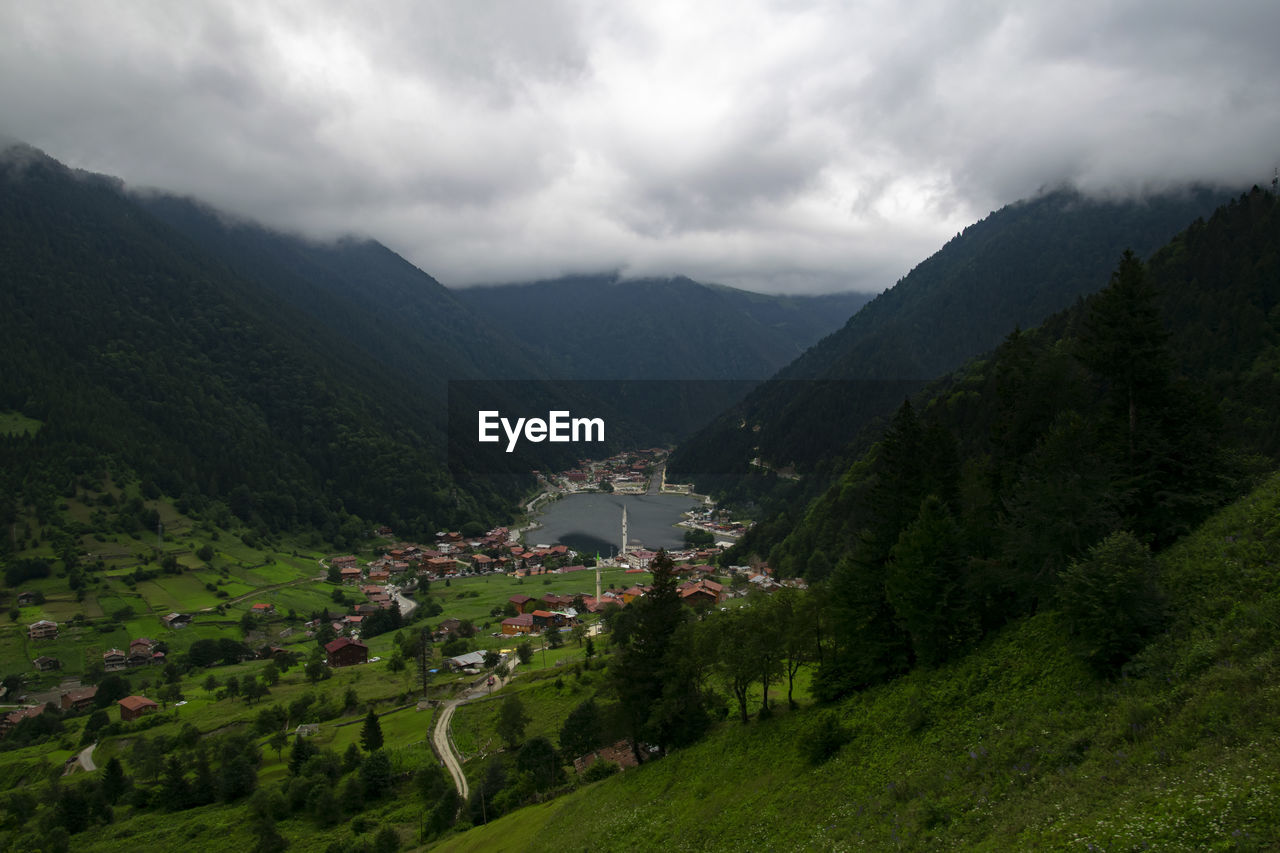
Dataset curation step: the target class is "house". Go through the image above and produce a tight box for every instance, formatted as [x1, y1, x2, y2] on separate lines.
[324, 637, 368, 668]
[102, 649, 127, 671]
[32, 655, 61, 672]
[127, 642, 155, 668]
[331, 555, 358, 567]
[679, 579, 723, 608]
[118, 695, 158, 722]
[162, 612, 192, 629]
[426, 556, 456, 577]
[508, 594, 535, 614]
[628, 549, 657, 568]
[446, 650, 487, 671]
[530, 610, 555, 631]
[16, 591, 38, 606]
[60, 685, 98, 713]
[26, 620, 57, 640]
[435, 617, 462, 640]
[250, 602, 275, 616]
[501, 614, 535, 635]
[1, 705, 48, 737]
[572, 738, 641, 774]
[340, 566, 363, 584]
[621, 586, 650, 604]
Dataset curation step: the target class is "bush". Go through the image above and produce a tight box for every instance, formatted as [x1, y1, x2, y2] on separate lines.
[798, 711, 851, 765]
[1058, 530, 1165, 673]
[582, 760, 619, 782]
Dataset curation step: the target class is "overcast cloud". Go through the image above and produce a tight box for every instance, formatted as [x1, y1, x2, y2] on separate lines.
[2, 1, 1278, 293]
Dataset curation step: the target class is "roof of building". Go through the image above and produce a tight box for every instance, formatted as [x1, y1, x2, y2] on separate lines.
[324, 637, 368, 654]
[118, 695, 158, 712]
[448, 650, 487, 668]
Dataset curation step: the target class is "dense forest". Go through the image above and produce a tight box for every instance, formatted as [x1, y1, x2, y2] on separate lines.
[454, 274, 872, 380]
[668, 185, 1237, 508]
[740, 188, 1280, 698]
[0, 145, 514, 545]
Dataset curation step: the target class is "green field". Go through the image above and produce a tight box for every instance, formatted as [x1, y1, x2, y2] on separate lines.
[0, 411, 42, 437]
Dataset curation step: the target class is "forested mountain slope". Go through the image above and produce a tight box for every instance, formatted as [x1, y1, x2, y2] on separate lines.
[454, 274, 871, 380]
[136, 194, 546, 390]
[427, 192, 1280, 853]
[739, 188, 1279, 698]
[669, 186, 1237, 487]
[0, 144, 504, 541]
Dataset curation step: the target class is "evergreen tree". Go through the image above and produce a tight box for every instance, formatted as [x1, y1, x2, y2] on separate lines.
[360, 709, 383, 753]
[288, 735, 316, 776]
[1078, 250, 1171, 455]
[558, 699, 603, 761]
[609, 550, 703, 755]
[101, 756, 128, 805]
[885, 495, 973, 666]
[359, 750, 393, 798]
[515, 736, 563, 792]
[159, 755, 190, 810]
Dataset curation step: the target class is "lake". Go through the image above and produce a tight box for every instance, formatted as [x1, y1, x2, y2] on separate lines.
[525, 493, 702, 556]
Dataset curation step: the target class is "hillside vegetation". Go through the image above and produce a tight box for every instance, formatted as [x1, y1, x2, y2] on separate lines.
[432, 470, 1280, 851]
[669, 185, 1237, 499]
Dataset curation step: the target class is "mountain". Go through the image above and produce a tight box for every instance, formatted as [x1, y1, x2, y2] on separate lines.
[0, 144, 515, 541]
[757, 187, 1280, 610]
[134, 193, 547, 393]
[668, 186, 1239, 493]
[424, 191, 1280, 853]
[453, 274, 872, 380]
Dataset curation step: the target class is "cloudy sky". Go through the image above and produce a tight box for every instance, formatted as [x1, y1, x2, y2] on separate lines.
[3, 1, 1278, 294]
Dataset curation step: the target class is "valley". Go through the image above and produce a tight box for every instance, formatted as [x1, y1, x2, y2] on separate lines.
[1, 141, 1278, 852]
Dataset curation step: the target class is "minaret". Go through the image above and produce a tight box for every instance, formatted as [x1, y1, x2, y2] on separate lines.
[621, 505, 628, 558]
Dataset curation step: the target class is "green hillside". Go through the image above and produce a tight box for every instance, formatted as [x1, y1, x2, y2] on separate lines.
[432, 470, 1280, 851]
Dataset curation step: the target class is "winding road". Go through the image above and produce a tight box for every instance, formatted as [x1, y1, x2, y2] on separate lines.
[431, 659, 521, 801]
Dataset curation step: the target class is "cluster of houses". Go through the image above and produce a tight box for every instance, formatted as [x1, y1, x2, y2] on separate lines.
[555, 449, 667, 494]
[102, 637, 165, 671]
[0, 686, 159, 738]
[331, 529, 590, 586]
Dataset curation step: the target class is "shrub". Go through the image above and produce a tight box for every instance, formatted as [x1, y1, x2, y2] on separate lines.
[798, 711, 851, 765]
[1058, 530, 1165, 673]
[582, 760, 620, 782]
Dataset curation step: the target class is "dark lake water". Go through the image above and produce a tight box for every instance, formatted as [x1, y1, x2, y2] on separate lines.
[525, 493, 702, 556]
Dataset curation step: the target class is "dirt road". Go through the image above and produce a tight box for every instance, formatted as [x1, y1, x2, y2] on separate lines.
[431, 659, 522, 802]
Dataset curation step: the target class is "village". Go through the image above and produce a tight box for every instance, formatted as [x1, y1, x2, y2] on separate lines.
[5, 448, 771, 738]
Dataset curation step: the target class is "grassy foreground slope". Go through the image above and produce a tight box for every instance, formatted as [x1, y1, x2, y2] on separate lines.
[435, 472, 1280, 852]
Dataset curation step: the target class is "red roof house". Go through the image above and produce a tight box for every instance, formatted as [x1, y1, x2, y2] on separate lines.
[324, 637, 368, 668]
[118, 695, 158, 722]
